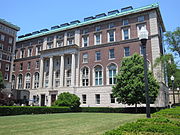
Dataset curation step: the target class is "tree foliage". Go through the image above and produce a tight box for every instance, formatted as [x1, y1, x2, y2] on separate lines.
[112, 53, 159, 106]
[164, 27, 180, 57]
[53, 92, 80, 109]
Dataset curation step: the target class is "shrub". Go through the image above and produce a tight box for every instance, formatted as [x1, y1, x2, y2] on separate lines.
[53, 92, 80, 109]
[0, 106, 71, 116]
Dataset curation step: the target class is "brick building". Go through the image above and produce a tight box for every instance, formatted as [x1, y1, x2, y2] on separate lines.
[0, 18, 20, 95]
[13, 3, 169, 107]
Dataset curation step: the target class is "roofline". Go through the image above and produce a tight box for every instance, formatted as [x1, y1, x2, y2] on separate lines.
[17, 3, 164, 42]
[0, 18, 20, 31]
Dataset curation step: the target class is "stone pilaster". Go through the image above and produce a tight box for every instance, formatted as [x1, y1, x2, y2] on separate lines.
[43, 37, 47, 50]
[71, 53, 75, 86]
[64, 32, 67, 46]
[60, 55, 64, 87]
[75, 29, 80, 46]
[39, 58, 44, 88]
[48, 56, 53, 88]
[53, 35, 57, 48]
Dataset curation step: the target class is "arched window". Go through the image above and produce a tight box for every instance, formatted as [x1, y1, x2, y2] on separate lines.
[108, 64, 117, 85]
[25, 73, 31, 89]
[34, 72, 39, 88]
[82, 67, 89, 86]
[94, 65, 103, 86]
[18, 74, 23, 89]
[12, 75, 16, 89]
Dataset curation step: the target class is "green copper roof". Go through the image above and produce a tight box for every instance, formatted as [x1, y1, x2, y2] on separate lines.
[17, 3, 160, 42]
[0, 18, 20, 31]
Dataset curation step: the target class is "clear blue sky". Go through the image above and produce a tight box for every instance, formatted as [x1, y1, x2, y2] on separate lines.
[0, 0, 179, 36]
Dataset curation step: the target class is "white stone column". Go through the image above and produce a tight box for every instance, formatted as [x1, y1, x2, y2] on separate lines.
[48, 56, 53, 88]
[60, 55, 64, 87]
[43, 37, 47, 50]
[39, 58, 44, 88]
[64, 32, 67, 46]
[71, 53, 75, 87]
[53, 35, 57, 48]
[32, 74, 35, 89]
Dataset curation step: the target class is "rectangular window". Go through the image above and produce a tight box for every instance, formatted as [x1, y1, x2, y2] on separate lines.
[83, 53, 88, 63]
[95, 34, 101, 45]
[36, 61, 39, 68]
[55, 80, 60, 87]
[83, 36, 88, 47]
[123, 29, 129, 40]
[0, 34, 5, 41]
[95, 94, 100, 104]
[95, 51, 101, 61]
[8, 46, 11, 52]
[28, 48, 32, 57]
[36, 46, 41, 55]
[47, 43, 53, 49]
[95, 26, 101, 31]
[108, 31, 115, 42]
[0, 43, 3, 50]
[124, 47, 130, 57]
[47, 36, 53, 42]
[4, 73, 8, 80]
[45, 80, 48, 88]
[5, 64, 9, 71]
[67, 39, 74, 45]
[123, 19, 129, 25]
[56, 41, 63, 47]
[109, 23, 115, 29]
[138, 16, 145, 22]
[110, 94, 115, 103]
[82, 94, 86, 104]
[27, 62, 31, 70]
[20, 49, 24, 58]
[83, 29, 88, 34]
[20, 63, 23, 70]
[9, 37, 13, 44]
[109, 49, 115, 59]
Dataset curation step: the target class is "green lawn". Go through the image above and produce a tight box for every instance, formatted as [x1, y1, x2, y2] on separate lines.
[0, 113, 144, 135]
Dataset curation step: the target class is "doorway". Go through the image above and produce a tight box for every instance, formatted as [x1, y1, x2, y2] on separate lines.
[41, 94, 45, 106]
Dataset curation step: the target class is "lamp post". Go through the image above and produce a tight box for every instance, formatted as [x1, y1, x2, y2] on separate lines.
[170, 75, 175, 104]
[177, 88, 179, 103]
[139, 27, 151, 118]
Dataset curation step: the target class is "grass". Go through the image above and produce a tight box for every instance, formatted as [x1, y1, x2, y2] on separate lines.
[0, 113, 144, 135]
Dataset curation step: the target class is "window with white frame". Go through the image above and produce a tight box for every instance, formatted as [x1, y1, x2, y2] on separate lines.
[18, 74, 23, 89]
[138, 16, 145, 22]
[28, 48, 32, 57]
[27, 62, 31, 70]
[56, 40, 63, 47]
[110, 94, 115, 103]
[109, 49, 115, 59]
[108, 30, 115, 42]
[108, 23, 115, 29]
[36, 46, 41, 55]
[95, 33, 101, 45]
[34, 72, 39, 89]
[95, 26, 101, 31]
[82, 94, 86, 104]
[108, 64, 117, 85]
[95, 51, 101, 61]
[20, 49, 24, 58]
[25, 73, 31, 89]
[67, 38, 74, 45]
[4, 73, 8, 80]
[9, 37, 13, 44]
[0, 43, 3, 50]
[5, 64, 9, 71]
[12, 75, 16, 89]
[123, 19, 129, 25]
[82, 67, 89, 86]
[124, 47, 130, 57]
[122, 28, 130, 40]
[82, 36, 88, 47]
[95, 65, 103, 85]
[55, 80, 60, 87]
[36, 60, 39, 69]
[95, 94, 100, 104]
[83, 53, 88, 63]
[0, 34, 5, 41]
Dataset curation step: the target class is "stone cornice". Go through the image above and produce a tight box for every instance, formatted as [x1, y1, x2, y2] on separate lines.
[14, 55, 40, 62]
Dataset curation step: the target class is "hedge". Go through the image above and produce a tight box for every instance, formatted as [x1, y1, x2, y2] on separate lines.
[81, 107, 162, 113]
[0, 106, 71, 116]
[104, 107, 180, 135]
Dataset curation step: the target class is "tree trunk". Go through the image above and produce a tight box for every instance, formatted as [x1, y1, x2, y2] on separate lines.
[135, 103, 137, 113]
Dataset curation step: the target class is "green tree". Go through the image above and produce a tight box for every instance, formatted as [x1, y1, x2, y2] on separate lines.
[112, 54, 159, 111]
[53, 92, 80, 109]
[0, 71, 5, 92]
[165, 27, 180, 57]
